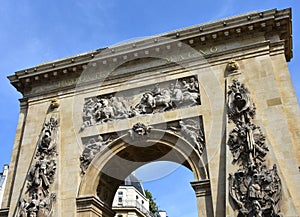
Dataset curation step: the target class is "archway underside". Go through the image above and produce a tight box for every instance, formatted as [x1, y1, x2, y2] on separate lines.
[77, 129, 210, 216]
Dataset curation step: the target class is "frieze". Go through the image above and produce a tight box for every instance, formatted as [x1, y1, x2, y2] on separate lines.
[226, 79, 282, 217]
[80, 75, 201, 130]
[57, 46, 219, 89]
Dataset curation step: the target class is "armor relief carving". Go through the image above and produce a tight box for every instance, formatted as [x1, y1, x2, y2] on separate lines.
[17, 101, 59, 217]
[80, 75, 201, 130]
[227, 79, 282, 217]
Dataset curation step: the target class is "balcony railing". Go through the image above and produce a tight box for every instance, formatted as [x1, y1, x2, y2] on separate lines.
[113, 200, 156, 217]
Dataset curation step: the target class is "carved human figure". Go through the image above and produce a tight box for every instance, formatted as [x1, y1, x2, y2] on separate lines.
[151, 84, 162, 97]
[136, 93, 155, 113]
[100, 98, 114, 122]
[27, 156, 56, 196]
[179, 79, 199, 106]
[182, 91, 199, 106]
[82, 107, 94, 124]
[170, 83, 183, 107]
[154, 88, 172, 111]
[93, 98, 104, 122]
[188, 77, 199, 93]
[129, 105, 142, 117]
[26, 193, 39, 217]
[80, 135, 113, 173]
[170, 120, 205, 154]
[181, 80, 190, 92]
[81, 98, 96, 129]
[111, 96, 129, 119]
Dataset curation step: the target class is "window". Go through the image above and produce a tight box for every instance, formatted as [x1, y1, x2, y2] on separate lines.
[136, 195, 139, 200]
[118, 197, 123, 203]
[118, 191, 123, 195]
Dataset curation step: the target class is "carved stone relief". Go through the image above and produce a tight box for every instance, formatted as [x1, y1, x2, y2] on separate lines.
[128, 122, 152, 140]
[228, 123, 268, 166]
[17, 103, 59, 217]
[226, 60, 240, 75]
[227, 79, 282, 217]
[227, 79, 256, 124]
[168, 118, 205, 155]
[80, 75, 201, 130]
[229, 164, 281, 217]
[80, 134, 117, 174]
[79, 116, 205, 174]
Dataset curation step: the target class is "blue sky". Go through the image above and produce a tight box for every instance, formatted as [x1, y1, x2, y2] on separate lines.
[0, 1, 299, 216]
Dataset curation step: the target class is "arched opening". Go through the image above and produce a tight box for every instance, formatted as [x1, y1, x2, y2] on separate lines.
[76, 129, 212, 217]
[134, 161, 198, 217]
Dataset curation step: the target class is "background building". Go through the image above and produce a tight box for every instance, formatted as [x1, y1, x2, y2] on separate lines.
[0, 165, 8, 209]
[112, 174, 151, 217]
[112, 174, 168, 217]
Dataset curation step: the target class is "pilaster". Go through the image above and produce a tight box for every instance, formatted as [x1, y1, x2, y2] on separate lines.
[76, 196, 115, 217]
[191, 179, 214, 217]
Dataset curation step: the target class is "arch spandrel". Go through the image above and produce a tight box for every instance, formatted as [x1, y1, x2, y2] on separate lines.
[78, 129, 208, 202]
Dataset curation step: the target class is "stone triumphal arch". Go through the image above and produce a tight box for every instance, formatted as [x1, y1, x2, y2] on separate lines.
[1, 8, 300, 217]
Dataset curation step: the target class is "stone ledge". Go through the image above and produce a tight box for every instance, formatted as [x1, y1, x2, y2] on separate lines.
[0, 208, 9, 217]
[76, 196, 115, 217]
[191, 179, 211, 197]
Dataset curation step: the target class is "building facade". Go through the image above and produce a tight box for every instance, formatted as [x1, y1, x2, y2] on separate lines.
[0, 7, 299, 217]
[112, 174, 152, 217]
[0, 165, 9, 209]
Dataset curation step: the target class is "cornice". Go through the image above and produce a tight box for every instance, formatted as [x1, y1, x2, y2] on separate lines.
[8, 8, 292, 95]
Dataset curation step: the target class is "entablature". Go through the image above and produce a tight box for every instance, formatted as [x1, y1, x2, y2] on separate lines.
[8, 8, 292, 97]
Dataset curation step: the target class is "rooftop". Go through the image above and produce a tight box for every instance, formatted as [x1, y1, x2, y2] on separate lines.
[123, 173, 146, 197]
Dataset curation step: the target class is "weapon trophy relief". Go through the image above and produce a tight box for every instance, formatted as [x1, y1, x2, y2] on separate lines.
[227, 79, 282, 217]
[80, 75, 201, 130]
[17, 116, 59, 217]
